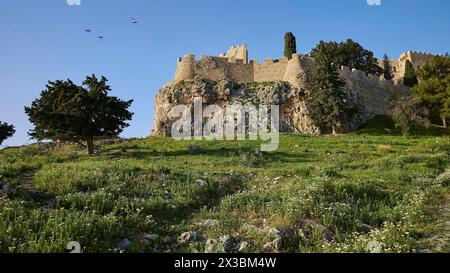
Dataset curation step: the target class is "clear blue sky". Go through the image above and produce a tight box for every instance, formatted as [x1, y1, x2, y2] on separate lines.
[1, 0, 449, 146]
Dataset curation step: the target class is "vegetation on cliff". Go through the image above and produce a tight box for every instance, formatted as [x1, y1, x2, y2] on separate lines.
[310, 39, 383, 76]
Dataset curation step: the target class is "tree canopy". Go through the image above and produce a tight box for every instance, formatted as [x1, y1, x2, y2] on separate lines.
[383, 54, 394, 80]
[412, 55, 450, 127]
[403, 60, 418, 88]
[25, 75, 133, 154]
[417, 54, 450, 81]
[0, 122, 15, 146]
[311, 39, 383, 76]
[388, 95, 429, 137]
[306, 42, 354, 134]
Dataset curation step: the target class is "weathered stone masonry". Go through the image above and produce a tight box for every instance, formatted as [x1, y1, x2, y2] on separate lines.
[153, 45, 432, 136]
[174, 46, 308, 89]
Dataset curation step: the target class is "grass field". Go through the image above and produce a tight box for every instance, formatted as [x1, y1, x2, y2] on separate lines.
[0, 116, 449, 253]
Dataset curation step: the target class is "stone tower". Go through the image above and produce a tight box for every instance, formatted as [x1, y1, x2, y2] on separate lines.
[284, 54, 305, 88]
[390, 51, 435, 84]
[174, 54, 196, 82]
[219, 44, 248, 64]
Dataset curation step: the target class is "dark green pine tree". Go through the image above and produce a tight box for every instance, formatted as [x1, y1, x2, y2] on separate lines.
[412, 54, 450, 127]
[383, 54, 394, 80]
[311, 39, 383, 76]
[306, 43, 353, 134]
[284, 32, 297, 59]
[0, 121, 15, 146]
[403, 60, 418, 87]
[25, 75, 133, 155]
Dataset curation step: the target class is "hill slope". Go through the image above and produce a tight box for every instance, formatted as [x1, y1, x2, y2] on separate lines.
[0, 118, 449, 253]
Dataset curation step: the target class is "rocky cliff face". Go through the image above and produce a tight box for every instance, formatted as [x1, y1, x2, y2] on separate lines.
[151, 75, 401, 137]
[151, 78, 320, 137]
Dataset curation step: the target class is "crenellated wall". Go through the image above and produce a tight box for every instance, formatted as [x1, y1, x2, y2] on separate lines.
[174, 46, 435, 90]
[390, 51, 436, 84]
[156, 45, 437, 135]
[174, 51, 309, 88]
[338, 65, 408, 127]
[253, 57, 289, 82]
[172, 46, 420, 126]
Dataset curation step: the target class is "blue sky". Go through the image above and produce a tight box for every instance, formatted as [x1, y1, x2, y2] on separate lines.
[1, 0, 449, 146]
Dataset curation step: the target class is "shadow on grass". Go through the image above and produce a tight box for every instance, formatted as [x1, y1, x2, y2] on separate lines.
[111, 146, 310, 167]
[6, 169, 56, 210]
[354, 115, 450, 137]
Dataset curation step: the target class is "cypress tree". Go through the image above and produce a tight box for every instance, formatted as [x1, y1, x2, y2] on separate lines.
[284, 32, 297, 59]
[403, 60, 418, 87]
[383, 54, 394, 80]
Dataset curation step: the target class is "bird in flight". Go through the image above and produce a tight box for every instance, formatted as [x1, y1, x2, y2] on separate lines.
[84, 16, 139, 42]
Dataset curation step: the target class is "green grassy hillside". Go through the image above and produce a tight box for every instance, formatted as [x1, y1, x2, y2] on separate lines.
[0, 117, 449, 253]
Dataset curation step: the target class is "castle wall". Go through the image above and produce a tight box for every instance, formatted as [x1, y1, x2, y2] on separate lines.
[392, 51, 435, 84]
[219, 44, 248, 64]
[174, 54, 196, 82]
[173, 50, 413, 119]
[174, 54, 308, 85]
[339, 66, 408, 124]
[175, 47, 435, 88]
[175, 55, 254, 83]
[253, 58, 289, 82]
[226, 60, 254, 82]
[162, 46, 439, 135]
[195, 56, 229, 81]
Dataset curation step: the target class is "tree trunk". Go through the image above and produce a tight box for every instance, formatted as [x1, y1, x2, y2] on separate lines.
[443, 117, 447, 128]
[332, 125, 337, 135]
[86, 138, 94, 155]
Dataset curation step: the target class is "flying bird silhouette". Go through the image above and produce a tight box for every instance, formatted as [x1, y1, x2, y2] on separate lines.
[84, 16, 138, 43]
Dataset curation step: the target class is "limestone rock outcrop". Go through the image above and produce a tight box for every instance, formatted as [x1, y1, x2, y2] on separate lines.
[151, 78, 322, 136]
[152, 45, 413, 136]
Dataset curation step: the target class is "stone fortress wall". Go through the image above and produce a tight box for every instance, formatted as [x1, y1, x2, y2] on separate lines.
[169, 45, 433, 132]
[386, 51, 435, 84]
[338, 66, 408, 116]
[175, 45, 313, 88]
[173, 44, 414, 94]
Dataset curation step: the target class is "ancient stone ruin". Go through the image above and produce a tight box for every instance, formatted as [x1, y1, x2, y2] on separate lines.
[152, 45, 433, 136]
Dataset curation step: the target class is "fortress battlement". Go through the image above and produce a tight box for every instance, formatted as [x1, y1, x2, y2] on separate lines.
[173, 45, 430, 94]
[402, 51, 434, 57]
[154, 45, 434, 137]
[174, 48, 306, 87]
[338, 66, 406, 91]
[391, 51, 435, 84]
